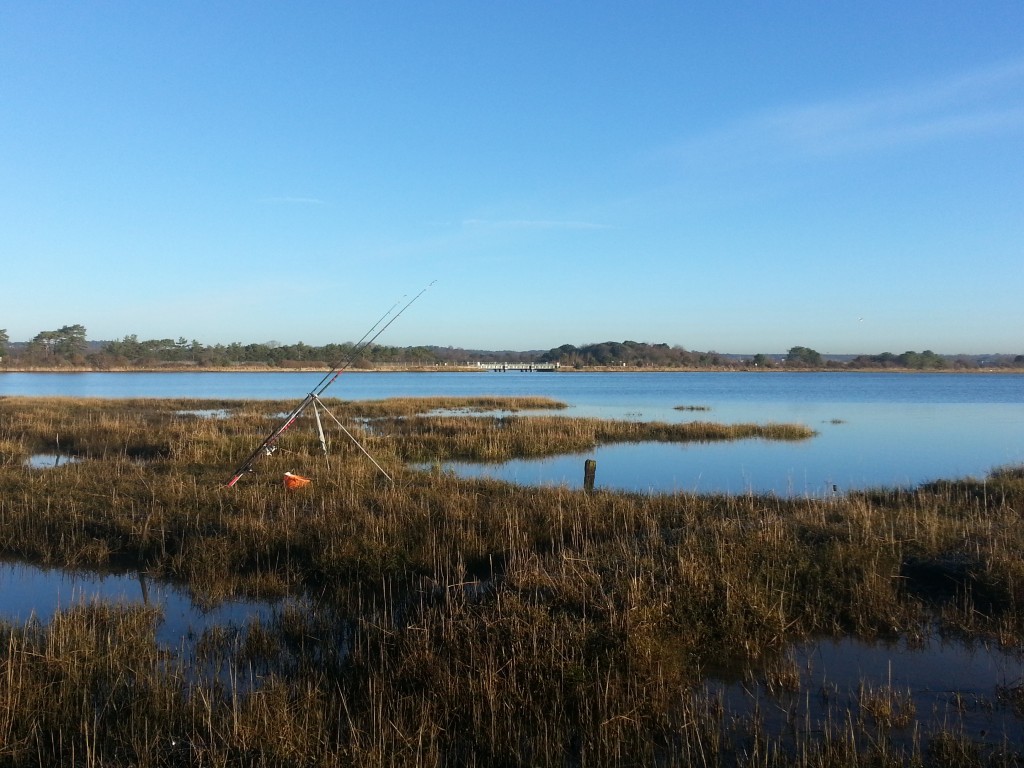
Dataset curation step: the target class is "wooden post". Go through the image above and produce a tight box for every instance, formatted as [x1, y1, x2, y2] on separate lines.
[583, 459, 597, 492]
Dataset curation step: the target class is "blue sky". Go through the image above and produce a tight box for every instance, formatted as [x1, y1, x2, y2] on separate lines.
[2, 2, 1022, 354]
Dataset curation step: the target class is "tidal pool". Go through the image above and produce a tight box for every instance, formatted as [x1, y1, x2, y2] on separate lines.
[426, 441, 835, 496]
[175, 408, 231, 419]
[0, 560, 288, 648]
[24, 453, 80, 469]
[710, 635, 1024, 749]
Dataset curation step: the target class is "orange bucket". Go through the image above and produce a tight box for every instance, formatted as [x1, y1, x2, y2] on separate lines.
[283, 472, 312, 490]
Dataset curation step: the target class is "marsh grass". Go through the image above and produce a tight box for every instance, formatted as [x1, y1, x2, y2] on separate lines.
[386, 414, 815, 463]
[0, 396, 1023, 765]
[857, 678, 917, 729]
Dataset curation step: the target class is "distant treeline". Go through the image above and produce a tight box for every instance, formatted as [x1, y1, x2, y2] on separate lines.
[540, 342, 1022, 370]
[1, 325, 1022, 370]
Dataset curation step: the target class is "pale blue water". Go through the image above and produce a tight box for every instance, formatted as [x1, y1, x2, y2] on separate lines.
[3, 371, 1023, 495]
[2, 370, 1020, 406]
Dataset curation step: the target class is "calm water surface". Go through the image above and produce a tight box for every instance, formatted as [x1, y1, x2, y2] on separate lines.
[0, 560, 286, 648]
[712, 635, 1024, 749]
[4, 371, 1023, 495]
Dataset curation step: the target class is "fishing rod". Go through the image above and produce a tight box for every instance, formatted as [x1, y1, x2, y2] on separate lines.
[312, 281, 433, 398]
[225, 282, 434, 487]
[225, 301, 403, 487]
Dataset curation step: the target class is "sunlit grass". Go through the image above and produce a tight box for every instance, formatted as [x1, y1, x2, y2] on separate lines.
[385, 414, 815, 463]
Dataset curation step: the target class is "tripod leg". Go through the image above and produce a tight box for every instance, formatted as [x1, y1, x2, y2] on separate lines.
[314, 398, 393, 484]
[312, 399, 330, 469]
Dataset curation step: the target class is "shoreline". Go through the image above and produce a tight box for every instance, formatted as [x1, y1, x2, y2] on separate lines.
[2, 365, 1023, 374]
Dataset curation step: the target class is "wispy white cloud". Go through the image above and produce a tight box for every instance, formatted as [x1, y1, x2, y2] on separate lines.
[462, 218, 609, 230]
[677, 59, 1024, 163]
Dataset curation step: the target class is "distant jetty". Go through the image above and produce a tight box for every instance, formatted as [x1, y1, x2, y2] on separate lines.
[475, 362, 560, 372]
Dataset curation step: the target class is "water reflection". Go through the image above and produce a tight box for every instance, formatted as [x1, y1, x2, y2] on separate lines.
[429, 441, 843, 497]
[427, 400, 1024, 496]
[24, 453, 80, 469]
[711, 635, 1024, 748]
[175, 408, 231, 419]
[0, 560, 286, 648]
[420, 408, 523, 418]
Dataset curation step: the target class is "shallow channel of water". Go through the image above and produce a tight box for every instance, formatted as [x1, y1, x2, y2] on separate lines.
[710, 635, 1024, 748]
[0, 560, 287, 648]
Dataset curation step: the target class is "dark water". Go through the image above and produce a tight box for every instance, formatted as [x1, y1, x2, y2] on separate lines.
[711, 635, 1024, 749]
[4, 371, 1023, 495]
[0, 560, 285, 648]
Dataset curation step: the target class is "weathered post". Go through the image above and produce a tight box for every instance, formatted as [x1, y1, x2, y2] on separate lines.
[583, 459, 597, 492]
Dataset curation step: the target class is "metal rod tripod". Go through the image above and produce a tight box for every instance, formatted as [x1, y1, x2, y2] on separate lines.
[308, 394, 393, 484]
